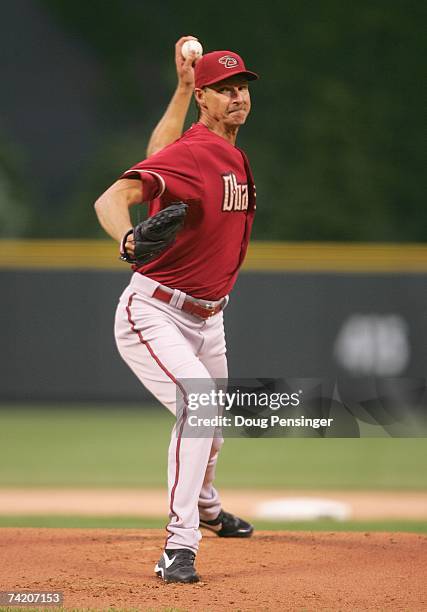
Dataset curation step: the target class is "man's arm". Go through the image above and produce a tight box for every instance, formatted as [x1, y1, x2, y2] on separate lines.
[94, 178, 143, 256]
[146, 36, 200, 157]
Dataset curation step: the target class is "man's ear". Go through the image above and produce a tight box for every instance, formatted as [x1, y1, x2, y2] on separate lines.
[194, 88, 207, 109]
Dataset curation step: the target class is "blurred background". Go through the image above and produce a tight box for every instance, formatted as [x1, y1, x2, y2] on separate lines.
[1, 0, 426, 241]
[0, 0, 425, 530]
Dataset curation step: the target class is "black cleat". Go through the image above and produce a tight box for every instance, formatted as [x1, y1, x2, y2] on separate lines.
[200, 510, 254, 538]
[154, 548, 200, 583]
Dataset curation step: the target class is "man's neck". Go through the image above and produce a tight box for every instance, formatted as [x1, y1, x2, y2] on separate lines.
[199, 117, 239, 145]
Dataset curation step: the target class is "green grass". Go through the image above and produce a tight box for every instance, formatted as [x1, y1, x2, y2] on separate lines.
[0, 406, 426, 490]
[0, 515, 425, 533]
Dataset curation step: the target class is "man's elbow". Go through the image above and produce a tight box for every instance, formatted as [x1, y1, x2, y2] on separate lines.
[94, 194, 105, 215]
[146, 141, 166, 157]
[146, 145, 158, 158]
[94, 180, 143, 218]
[93, 195, 108, 224]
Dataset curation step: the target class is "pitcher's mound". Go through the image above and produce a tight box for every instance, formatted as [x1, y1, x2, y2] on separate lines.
[1, 528, 426, 610]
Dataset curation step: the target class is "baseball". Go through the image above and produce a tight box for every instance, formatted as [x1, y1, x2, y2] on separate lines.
[182, 39, 203, 59]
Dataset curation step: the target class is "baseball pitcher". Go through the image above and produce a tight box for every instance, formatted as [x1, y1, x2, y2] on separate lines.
[94, 36, 258, 583]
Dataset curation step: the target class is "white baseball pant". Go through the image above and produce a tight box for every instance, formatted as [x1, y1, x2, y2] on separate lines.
[114, 272, 227, 552]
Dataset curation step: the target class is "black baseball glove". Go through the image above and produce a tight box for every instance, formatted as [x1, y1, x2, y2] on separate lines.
[120, 202, 188, 265]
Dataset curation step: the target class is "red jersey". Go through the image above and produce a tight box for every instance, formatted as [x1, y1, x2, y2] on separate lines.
[122, 122, 256, 300]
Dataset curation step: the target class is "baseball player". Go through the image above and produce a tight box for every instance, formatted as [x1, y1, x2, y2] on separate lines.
[94, 37, 258, 584]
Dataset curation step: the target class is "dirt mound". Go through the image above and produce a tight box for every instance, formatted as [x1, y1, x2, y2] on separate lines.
[0, 528, 426, 611]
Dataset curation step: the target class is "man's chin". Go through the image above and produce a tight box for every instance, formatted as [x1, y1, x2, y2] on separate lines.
[226, 112, 248, 126]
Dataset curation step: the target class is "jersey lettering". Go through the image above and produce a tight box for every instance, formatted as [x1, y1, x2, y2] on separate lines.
[222, 173, 249, 212]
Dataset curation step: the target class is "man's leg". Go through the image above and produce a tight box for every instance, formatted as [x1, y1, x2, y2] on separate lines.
[197, 436, 223, 521]
[196, 315, 227, 521]
[115, 286, 217, 552]
[196, 313, 254, 538]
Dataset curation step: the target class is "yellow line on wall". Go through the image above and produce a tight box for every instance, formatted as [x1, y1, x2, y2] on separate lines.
[243, 242, 427, 272]
[0, 240, 426, 272]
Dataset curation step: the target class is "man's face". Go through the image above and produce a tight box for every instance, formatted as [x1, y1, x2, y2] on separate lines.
[195, 75, 251, 128]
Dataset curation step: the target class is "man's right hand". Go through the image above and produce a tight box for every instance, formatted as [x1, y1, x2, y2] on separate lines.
[146, 36, 201, 157]
[175, 35, 201, 90]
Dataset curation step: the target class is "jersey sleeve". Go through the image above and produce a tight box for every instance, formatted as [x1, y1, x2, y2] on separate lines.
[121, 141, 204, 202]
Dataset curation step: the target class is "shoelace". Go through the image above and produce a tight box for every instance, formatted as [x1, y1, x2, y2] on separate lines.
[168, 550, 195, 568]
[221, 511, 239, 528]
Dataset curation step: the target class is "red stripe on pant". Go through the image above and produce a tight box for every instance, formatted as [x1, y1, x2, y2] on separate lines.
[126, 292, 188, 548]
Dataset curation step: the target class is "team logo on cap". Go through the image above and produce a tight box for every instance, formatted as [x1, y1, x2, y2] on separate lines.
[219, 55, 238, 69]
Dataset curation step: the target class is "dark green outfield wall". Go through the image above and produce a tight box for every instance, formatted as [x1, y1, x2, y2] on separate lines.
[2, 270, 426, 402]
